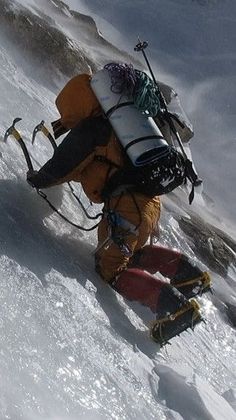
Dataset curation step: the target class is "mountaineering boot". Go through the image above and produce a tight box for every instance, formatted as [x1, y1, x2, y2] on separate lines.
[111, 268, 202, 346]
[170, 254, 211, 299]
[150, 284, 202, 346]
[130, 245, 212, 299]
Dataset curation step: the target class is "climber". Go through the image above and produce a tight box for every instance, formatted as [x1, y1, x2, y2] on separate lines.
[27, 64, 211, 342]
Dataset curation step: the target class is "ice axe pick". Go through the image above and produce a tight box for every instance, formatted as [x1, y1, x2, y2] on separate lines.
[3, 117, 33, 170]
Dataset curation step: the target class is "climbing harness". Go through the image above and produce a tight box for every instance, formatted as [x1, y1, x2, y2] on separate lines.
[94, 208, 139, 257]
[94, 187, 142, 257]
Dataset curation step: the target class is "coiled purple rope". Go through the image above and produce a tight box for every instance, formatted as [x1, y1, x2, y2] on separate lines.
[104, 62, 137, 97]
[104, 62, 161, 116]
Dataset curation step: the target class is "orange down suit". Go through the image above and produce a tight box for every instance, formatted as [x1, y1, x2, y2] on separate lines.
[58, 132, 161, 282]
[28, 74, 161, 282]
[27, 72, 211, 321]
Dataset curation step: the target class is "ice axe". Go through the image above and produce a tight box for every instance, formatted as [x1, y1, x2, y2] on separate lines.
[3, 117, 33, 171]
[32, 120, 57, 151]
[32, 120, 102, 221]
[4, 120, 101, 230]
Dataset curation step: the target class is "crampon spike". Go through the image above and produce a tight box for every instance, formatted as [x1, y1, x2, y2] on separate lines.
[150, 299, 202, 347]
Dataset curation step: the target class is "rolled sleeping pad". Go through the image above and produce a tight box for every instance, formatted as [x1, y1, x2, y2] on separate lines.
[90, 69, 170, 167]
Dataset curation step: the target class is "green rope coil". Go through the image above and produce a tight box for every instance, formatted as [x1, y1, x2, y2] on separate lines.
[133, 70, 161, 117]
[104, 63, 161, 117]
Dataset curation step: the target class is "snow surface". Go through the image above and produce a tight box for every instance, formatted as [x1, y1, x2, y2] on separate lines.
[0, 1, 236, 419]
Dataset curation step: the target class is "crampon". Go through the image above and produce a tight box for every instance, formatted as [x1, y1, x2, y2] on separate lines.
[150, 299, 202, 347]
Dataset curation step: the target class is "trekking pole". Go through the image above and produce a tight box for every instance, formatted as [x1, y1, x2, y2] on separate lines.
[135, 40, 158, 88]
[134, 39, 200, 192]
[134, 39, 187, 158]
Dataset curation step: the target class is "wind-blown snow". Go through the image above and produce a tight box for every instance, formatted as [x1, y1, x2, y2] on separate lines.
[0, 1, 235, 419]
[66, 0, 236, 228]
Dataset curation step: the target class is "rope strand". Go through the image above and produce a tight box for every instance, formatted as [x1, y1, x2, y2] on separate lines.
[104, 63, 161, 116]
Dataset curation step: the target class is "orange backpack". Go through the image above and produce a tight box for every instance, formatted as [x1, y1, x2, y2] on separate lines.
[55, 74, 102, 129]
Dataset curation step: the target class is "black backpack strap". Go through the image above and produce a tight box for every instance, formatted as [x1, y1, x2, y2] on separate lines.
[184, 158, 202, 204]
[94, 155, 126, 199]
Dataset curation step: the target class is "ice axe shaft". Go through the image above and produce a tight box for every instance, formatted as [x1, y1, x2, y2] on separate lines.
[3, 118, 33, 170]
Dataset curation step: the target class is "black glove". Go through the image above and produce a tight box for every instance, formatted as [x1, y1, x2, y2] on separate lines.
[27, 170, 38, 187]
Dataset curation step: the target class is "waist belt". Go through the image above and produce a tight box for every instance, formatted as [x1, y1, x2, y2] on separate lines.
[94, 210, 139, 257]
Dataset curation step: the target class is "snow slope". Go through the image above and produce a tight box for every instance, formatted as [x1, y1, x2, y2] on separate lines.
[0, 1, 236, 419]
